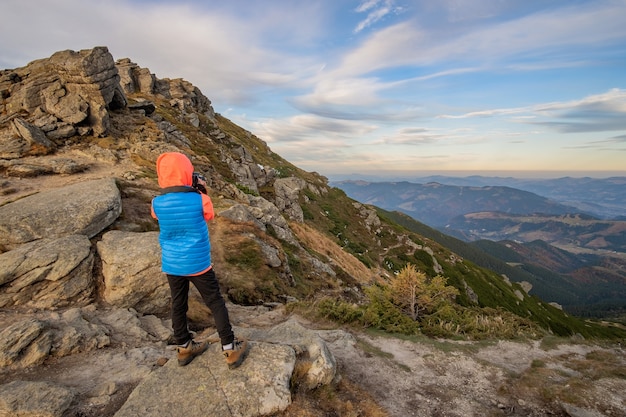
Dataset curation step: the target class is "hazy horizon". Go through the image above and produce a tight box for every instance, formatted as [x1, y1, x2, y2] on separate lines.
[327, 170, 626, 181]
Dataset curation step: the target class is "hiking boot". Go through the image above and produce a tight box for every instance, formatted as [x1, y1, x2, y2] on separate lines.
[223, 338, 248, 369]
[177, 339, 209, 366]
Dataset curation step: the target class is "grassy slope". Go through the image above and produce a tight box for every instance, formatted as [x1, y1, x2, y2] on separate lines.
[125, 95, 626, 340]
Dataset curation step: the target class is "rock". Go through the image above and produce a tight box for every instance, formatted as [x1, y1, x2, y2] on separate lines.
[116, 58, 155, 94]
[353, 201, 381, 233]
[246, 318, 337, 390]
[0, 46, 126, 139]
[97, 231, 170, 315]
[0, 235, 95, 309]
[247, 196, 299, 245]
[97, 308, 152, 343]
[219, 196, 299, 246]
[0, 318, 50, 368]
[127, 100, 156, 115]
[114, 341, 295, 417]
[274, 177, 306, 222]
[0, 380, 74, 417]
[0, 118, 56, 159]
[0, 178, 121, 249]
[0, 156, 90, 177]
[115, 59, 214, 118]
[560, 403, 608, 417]
[0, 309, 110, 370]
[52, 307, 110, 357]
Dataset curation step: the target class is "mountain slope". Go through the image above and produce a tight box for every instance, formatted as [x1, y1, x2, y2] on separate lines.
[2, 47, 624, 343]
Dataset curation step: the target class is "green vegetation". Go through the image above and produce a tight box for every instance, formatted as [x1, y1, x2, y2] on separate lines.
[126, 92, 626, 342]
[305, 265, 545, 340]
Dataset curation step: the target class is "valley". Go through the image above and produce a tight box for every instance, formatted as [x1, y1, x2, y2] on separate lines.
[333, 178, 626, 320]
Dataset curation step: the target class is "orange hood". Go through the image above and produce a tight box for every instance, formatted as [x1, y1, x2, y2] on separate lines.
[156, 152, 194, 188]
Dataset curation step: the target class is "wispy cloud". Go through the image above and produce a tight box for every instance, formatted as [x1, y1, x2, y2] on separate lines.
[354, 0, 398, 33]
[439, 89, 626, 133]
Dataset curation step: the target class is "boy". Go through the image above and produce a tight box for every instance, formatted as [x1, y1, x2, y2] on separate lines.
[151, 152, 247, 368]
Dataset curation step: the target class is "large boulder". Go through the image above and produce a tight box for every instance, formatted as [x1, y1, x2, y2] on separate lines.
[0, 46, 126, 139]
[97, 230, 170, 315]
[244, 318, 337, 390]
[274, 177, 307, 222]
[0, 118, 56, 159]
[0, 308, 110, 369]
[0, 235, 95, 309]
[114, 341, 296, 417]
[0, 178, 121, 250]
[0, 380, 75, 417]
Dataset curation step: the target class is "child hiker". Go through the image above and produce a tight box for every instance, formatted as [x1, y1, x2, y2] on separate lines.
[151, 152, 248, 368]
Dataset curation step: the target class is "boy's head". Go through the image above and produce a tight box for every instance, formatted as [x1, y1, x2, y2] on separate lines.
[156, 152, 194, 188]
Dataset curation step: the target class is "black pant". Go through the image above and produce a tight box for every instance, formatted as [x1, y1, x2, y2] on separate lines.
[166, 268, 234, 346]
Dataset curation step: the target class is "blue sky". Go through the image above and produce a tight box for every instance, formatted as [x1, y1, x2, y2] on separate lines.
[2, 0, 625, 178]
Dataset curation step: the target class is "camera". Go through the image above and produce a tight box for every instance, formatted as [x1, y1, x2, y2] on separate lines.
[192, 172, 207, 194]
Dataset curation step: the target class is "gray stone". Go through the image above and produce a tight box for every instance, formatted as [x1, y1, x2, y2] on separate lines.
[97, 231, 170, 315]
[0, 235, 95, 309]
[274, 177, 306, 222]
[114, 341, 295, 417]
[0, 178, 121, 249]
[0, 380, 74, 417]
[245, 318, 337, 390]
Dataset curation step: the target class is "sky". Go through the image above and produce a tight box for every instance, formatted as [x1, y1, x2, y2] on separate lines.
[1, 0, 626, 179]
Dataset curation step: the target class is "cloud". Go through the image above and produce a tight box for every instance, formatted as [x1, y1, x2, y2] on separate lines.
[248, 114, 378, 144]
[439, 89, 626, 133]
[375, 127, 445, 146]
[0, 0, 319, 106]
[354, 0, 400, 33]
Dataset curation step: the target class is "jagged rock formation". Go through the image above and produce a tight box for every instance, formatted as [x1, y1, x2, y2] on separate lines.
[0, 47, 341, 417]
[0, 47, 125, 140]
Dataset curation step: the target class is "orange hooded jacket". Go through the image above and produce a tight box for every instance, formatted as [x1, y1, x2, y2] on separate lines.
[151, 152, 214, 221]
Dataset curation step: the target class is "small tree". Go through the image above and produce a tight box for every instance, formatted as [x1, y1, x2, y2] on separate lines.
[390, 263, 459, 320]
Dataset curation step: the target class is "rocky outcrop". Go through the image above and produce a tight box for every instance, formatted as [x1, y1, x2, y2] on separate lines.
[97, 230, 170, 315]
[114, 340, 296, 417]
[0, 235, 95, 309]
[0, 177, 121, 250]
[0, 46, 126, 140]
[220, 195, 299, 246]
[0, 47, 340, 417]
[274, 177, 307, 222]
[115, 58, 215, 118]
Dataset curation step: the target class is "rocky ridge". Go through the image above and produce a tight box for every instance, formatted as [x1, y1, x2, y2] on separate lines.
[0, 47, 625, 417]
[0, 46, 341, 417]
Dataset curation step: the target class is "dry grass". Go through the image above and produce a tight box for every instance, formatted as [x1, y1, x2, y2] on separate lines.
[276, 377, 390, 417]
[290, 222, 375, 285]
[501, 347, 626, 412]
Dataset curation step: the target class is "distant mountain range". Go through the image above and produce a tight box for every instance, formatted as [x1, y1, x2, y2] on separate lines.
[331, 180, 584, 227]
[332, 176, 626, 220]
[333, 177, 626, 318]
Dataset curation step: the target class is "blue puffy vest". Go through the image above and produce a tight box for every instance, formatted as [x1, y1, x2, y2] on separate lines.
[152, 190, 212, 275]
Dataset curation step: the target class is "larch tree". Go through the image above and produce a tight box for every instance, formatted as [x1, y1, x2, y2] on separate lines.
[391, 263, 459, 320]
